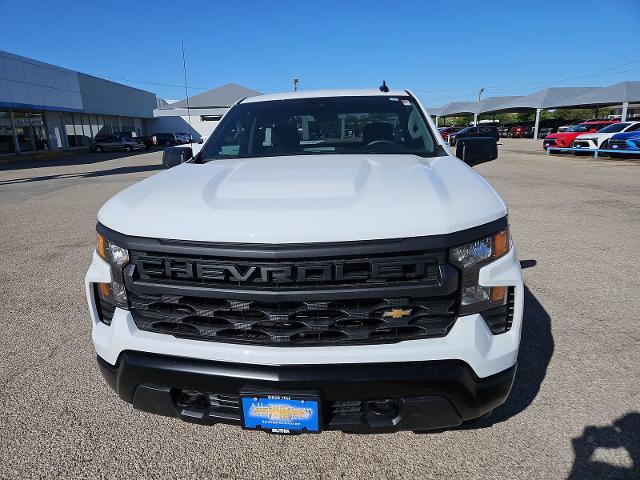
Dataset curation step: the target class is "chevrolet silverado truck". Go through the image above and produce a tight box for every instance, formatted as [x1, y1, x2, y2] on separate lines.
[86, 88, 524, 434]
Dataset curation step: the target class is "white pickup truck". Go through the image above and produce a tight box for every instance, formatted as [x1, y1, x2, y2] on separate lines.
[86, 88, 523, 434]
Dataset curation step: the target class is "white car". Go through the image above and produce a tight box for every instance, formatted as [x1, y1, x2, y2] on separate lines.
[572, 121, 640, 150]
[86, 88, 523, 434]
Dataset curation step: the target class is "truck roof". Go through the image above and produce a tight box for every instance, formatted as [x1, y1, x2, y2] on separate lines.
[241, 88, 410, 103]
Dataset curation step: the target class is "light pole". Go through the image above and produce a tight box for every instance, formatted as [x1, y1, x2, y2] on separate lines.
[293, 78, 299, 92]
[475, 88, 485, 126]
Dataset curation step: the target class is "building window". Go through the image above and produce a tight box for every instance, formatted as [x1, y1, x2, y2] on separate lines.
[93, 115, 107, 139]
[0, 110, 14, 153]
[63, 112, 78, 147]
[12, 112, 48, 152]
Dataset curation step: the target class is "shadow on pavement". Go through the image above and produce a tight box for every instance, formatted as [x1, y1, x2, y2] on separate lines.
[0, 148, 159, 172]
[567, 412, 640, 479]
[470, 280, 554, 428]
[520, 259, 537, 269]
[0, 164, 163, 186]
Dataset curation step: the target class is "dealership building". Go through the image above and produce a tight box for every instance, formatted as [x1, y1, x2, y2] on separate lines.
[0, 50, 157, 155]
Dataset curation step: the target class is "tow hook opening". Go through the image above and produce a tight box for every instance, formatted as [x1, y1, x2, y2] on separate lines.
[367, 399, 399, 418]
[176, 389, 207, 409]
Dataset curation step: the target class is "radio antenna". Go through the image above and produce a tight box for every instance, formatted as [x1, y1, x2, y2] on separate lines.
[181, 42, 192, 137]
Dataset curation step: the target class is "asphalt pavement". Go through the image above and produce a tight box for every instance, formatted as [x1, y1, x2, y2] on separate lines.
[0, 141, 638, 479]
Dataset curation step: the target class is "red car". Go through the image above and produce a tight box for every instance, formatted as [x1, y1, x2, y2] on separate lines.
[543, 120, 618, 151]
[438, 126, 462, 141]
[508, 123, 529, 138]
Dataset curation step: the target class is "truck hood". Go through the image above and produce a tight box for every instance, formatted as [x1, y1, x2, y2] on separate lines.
[98, 154, 507, 244]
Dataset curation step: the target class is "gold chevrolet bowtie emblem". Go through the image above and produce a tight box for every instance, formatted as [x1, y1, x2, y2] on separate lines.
[383, 308, 412, 319]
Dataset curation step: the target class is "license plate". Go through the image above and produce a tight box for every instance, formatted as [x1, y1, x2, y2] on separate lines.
[241, 392, 320, 433]
[575, 144, 581, 148]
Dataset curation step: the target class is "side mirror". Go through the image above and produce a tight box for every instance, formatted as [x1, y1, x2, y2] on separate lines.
[162, 146, 192, 169]
[455, 137, 497, 167]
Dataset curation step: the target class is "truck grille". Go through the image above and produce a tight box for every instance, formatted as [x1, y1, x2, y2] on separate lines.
[128, 291, 457, 346]
[114, 228, 478, 346]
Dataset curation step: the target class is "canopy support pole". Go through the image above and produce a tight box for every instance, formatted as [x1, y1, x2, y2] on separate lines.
[533, 108, 542, 140]
[435, 116, 439, 127]
[621, 102, 629, 122]
[474, 113, 478, 126]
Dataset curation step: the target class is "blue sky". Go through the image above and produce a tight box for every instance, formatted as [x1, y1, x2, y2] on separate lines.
[2, 0, 639, 107]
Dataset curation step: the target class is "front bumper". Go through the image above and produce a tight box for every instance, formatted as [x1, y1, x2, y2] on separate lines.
[98, 351, 516, 433]
[87, 232, 523, 432]
[86, 246, 523, 379]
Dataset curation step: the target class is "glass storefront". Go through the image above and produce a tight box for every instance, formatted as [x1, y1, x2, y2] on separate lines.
[0, 109, 142, 154]
[3, 111, 49, 153]
[0, 111, 14, 153]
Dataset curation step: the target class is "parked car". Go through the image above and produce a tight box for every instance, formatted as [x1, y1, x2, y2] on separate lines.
[176, 132, 193, 144]
[114, 131, 157, 149]
[438, 126, 463, 141]
[508, 123, 531, 138]
[498, 123, 515, 138]
[152, 133, 181, 146]
[87, 88, 523, 434]
[542, 121, 619, 151]
[536, 120, 573, 139]
[521, 120, 563, 138]
[571, 121, 640, 152]
[556, 118, 612, 133]
[448, 125, 499, 146]
[91, 136, 145, 153]
[606, 130, 640, 157]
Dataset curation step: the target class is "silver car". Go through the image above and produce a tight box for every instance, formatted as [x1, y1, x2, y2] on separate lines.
[92, 136, 145, 153]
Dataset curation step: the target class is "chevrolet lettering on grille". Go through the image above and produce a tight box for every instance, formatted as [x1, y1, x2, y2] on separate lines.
[133, 255, 440, 284]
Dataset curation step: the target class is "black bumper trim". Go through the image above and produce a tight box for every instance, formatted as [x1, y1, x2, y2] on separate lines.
[98, 352, 516, 433]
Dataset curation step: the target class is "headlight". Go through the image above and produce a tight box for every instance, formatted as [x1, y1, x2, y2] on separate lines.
[96, 233, 129, 310]
[450, 229, 510, 315]
[451, 229, 509, 268]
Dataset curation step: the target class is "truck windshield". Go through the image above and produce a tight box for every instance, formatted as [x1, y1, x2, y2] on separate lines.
[198, 96, 438, 161]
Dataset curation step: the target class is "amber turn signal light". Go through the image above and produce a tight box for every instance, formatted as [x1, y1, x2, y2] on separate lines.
[96, 233, 107, 259]
[493, 230, 509, 259]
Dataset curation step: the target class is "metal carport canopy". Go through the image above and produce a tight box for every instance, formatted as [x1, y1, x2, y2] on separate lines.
[432, 96, 523, 126]
[480, 86, 601, 138]
[435, 101, 479, 116]
[548, 81, 640, 121]
[482, 87, 600, 113]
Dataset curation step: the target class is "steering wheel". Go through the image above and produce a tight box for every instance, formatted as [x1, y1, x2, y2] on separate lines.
[366, 139, 396, 147]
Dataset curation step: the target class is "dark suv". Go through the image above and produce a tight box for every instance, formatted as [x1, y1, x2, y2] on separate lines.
[152, 133, 180, 146]
[449, 126, 499, 146]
